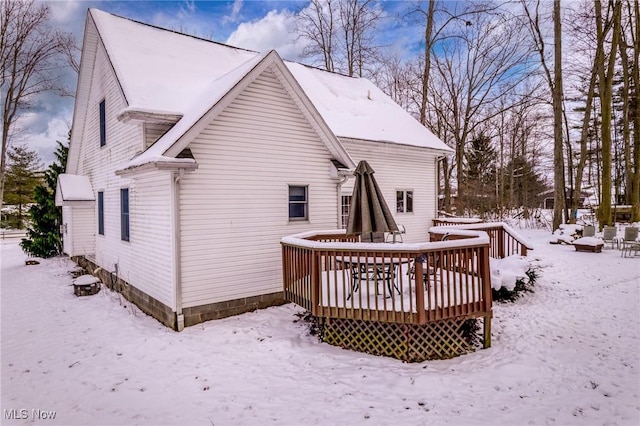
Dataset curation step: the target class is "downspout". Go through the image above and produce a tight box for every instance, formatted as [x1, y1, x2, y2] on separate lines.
[173, 169, 185, 331]
[435, 154, 446, 218]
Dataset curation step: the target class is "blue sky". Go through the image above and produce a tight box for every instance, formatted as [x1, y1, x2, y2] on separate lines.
[24, 0, 426, 165]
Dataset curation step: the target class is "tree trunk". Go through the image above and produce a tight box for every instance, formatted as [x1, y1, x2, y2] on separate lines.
[572, 42, 602, 225]
[552, 0, 566, 231]
[631, 0, 640, 221]
[419, 0, 436, 125]
[595, 0, 622, 227]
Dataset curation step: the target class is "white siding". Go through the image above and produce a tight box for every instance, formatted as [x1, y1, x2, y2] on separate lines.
[179, 67, 339, 307]
[62, 206, 73, 255]
[128, 172, 175, 307]
[72, 206, 96, 256]
[74, 41, 174, 308]
[62, 205, 96, 256]
[340, 138, 440, 243]
[144, 123, 172, 149]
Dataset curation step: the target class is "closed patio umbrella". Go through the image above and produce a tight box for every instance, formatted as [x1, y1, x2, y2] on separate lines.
[346, 160, 399, 241]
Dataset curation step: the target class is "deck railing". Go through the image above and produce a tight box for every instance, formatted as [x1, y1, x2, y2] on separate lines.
[430, 222, 533, 257]
[281, 229, 492, 327]
[433, 218, 484, 227]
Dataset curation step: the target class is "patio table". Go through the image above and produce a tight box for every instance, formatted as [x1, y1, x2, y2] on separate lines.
[335, 256, 409, 299]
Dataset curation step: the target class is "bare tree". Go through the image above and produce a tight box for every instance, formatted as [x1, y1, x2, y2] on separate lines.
[427, 7, 535, 214]
[620, 0, 640, 222]
[631, 0, 640, 222]
[521, 0, 566, 231]
[0, 0, 73, 213]
[296, 0, 382, 77]
[338, 0, 383, 77]
[297, 0, 337, 72]
[595, 0, 622, 227]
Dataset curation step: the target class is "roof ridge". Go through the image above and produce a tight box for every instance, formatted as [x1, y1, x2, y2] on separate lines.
[89, 8, 257, 55]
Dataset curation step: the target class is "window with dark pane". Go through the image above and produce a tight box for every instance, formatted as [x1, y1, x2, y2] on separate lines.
[120, 188, 129, 241]
[341, 195, 352, 229]
[396, 190, 414, 213]
[99, 99, 106, 146]
[406, 190, 414, 213]
[98, 191, 104, 235]
[288, 185, 308, 220]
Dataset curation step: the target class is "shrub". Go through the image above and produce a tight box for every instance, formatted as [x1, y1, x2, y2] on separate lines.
[492, 268, 538, 303]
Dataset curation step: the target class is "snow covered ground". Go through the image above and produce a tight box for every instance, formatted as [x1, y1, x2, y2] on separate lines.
[1, 229, 639, 425]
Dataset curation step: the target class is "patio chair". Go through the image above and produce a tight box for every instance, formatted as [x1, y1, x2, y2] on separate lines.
[409, 233, 450, 282]
[386, 224, 406, 243]
[620, 227, 639, 258]
[601, 226, 618, 249]
[582, 225, 596, 237]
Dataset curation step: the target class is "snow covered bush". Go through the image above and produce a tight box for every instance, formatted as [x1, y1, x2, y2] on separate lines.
[549, 223, 583, 244]
[490, 255, 537, 302]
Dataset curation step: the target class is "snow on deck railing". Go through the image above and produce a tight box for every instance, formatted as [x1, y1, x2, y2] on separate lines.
[281, 229, 493, 334]
[281, 228, 490, 252]
[429, 221, 533, 257]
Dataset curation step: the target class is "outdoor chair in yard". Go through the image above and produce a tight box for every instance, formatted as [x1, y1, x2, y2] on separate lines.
[620, 227, 640, 258]
[602, 226, 618, 249]
[583, 225, 596, 237]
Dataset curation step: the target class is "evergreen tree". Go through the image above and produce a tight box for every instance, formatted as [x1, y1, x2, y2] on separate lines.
[2, 144, 42, 229]
[502, 155, 548, 210]
[20, 141, 68, 258]
[462, 134, 497, 216]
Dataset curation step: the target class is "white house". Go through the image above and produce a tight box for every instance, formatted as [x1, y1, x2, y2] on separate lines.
[57, 9, 452, 330]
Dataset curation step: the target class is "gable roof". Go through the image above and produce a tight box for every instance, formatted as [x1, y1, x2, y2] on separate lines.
[73, 9, 451, 174]
[119, 49, 354, 174]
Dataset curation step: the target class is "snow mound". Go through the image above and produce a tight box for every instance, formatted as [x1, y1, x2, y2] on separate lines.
[572, 236, 604, 247]
[550, 224, 583, 244]
[490, 255, 530, 291]
[73, 275, 101, 285]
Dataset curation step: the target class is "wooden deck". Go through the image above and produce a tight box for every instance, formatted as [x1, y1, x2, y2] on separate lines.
[281, 223, 531, 360]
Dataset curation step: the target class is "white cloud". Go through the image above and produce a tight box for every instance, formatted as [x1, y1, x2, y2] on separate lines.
[223, 0, 244, 24]
[226, 9, 306, 62]
[47, 0, 84, 25]
[15, 114, 71, 167]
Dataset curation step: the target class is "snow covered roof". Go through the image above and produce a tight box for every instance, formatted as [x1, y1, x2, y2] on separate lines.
[56, 174, 94, 206]
[88, 9, 452, 168]
[286, 62, 449, 150]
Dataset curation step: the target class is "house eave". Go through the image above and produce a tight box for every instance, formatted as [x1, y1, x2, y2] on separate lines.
[117, 108, 183, 124]
[115, 159, 198, 177]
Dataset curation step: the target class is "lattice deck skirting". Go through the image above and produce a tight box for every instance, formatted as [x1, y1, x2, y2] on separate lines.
[320, 317, 481, 362]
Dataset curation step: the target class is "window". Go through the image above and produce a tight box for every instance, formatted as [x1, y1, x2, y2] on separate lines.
[98, 191, 104, 235]
[396, 190, 413, 213]
[341, 195, 352, 229]
[120, 188, 129, 241]
[288, 185, 308, 220]
[99, 99, 106, 146]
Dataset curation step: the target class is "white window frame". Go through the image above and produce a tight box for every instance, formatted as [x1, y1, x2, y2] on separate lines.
[341, 195, 352, 229]
[288, 185, 308, 221]
[396, 189, 414, 213]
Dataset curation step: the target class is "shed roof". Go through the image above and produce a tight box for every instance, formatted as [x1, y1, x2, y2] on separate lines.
[56, 174, 94, 206]
[89, 9, 452, 156]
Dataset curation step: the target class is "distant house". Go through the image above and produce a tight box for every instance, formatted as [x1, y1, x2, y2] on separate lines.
[541, 188, 592, 210]
[57, 9, 452, 330]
